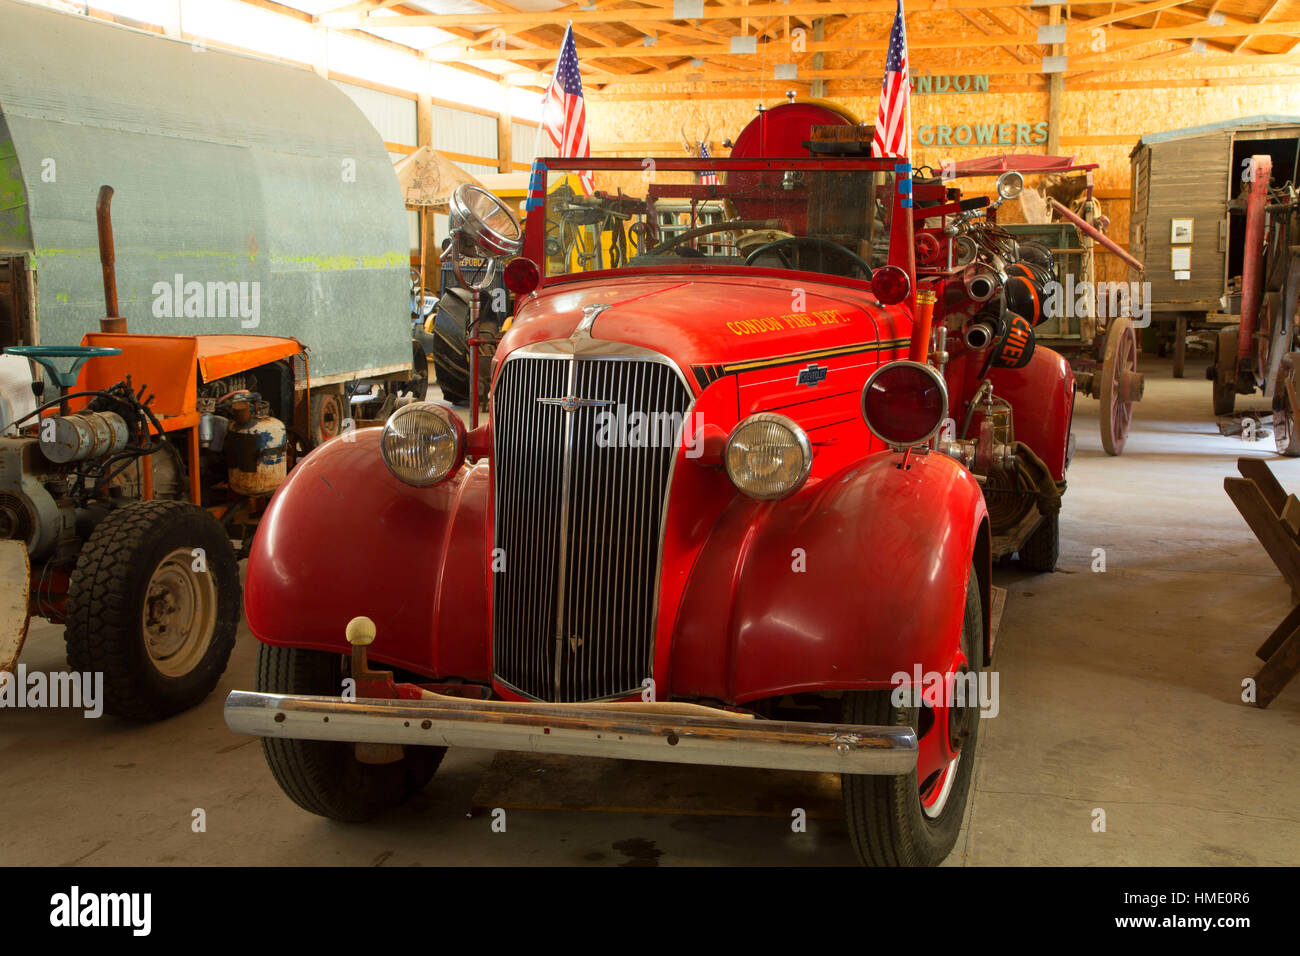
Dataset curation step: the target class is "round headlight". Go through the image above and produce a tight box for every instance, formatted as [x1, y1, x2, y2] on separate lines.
[380, 402, 467, 487]
[725, 413, 813, 501]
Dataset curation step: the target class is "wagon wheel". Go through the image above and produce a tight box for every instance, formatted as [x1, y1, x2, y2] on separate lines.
[1099, 314, 1141, 456]
[1273, 354, 1300, 457]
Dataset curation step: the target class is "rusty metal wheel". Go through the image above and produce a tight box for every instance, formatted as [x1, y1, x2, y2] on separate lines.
[309, 390, 347, 446]
[1100, 315, 1141, 456]
[142, 547, 219, 678]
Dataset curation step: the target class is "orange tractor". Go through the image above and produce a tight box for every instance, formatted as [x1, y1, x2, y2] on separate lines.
[1, 187, 309, 719]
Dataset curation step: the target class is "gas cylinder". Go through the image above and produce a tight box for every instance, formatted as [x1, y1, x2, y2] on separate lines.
[227, 401, 287, 496]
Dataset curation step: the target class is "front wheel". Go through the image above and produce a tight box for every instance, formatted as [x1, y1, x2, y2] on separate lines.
[256, 644, 445, 821]
[842, 565, 982, 866]
[64, 499, 240, 720]
[1018, 511, 1059, 572]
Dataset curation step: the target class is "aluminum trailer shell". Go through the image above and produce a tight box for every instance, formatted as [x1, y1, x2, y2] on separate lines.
[224, 690, 920, 776]
[0, 0, 408, 382]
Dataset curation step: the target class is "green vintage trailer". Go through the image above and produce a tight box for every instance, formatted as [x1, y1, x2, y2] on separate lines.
[0, 0, 416, 432]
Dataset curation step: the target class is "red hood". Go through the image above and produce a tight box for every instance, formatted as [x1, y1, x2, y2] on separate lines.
[498, 271, 908, 386]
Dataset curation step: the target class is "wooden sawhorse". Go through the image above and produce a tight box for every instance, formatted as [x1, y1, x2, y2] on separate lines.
[1224, 457, 1300, 707]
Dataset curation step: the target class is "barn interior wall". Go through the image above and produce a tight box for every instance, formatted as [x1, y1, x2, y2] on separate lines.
[585, 63, 1300, 288]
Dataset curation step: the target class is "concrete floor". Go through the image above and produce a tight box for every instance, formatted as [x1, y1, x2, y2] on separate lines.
[3, 355, 1299, 866]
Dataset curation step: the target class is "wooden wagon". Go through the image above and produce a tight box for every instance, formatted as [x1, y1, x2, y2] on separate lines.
[1129, 115, 1300, 379]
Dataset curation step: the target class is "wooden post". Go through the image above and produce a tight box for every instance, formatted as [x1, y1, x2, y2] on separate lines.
[811, 19, 826, 99]
[416, 82, 437, 297]
[1046, 6, 1062, 155]
[497, 78, 513, 174]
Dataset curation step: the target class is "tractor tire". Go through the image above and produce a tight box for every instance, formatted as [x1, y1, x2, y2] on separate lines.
[1018, 512, 1060, 573]
[842, 565, 982, 867]
[432, 290, 493, 408]
[256, 643, 445, 821]
[64, 500, 240, 720]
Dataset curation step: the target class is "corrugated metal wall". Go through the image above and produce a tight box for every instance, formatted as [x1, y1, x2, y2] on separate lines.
[333, 80, 420, 255]
[433, 105, 497, 177]
[513, 120, 549, 168]
[332, 80, 416, 152]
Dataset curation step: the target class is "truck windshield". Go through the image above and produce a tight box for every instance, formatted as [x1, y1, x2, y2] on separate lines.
[535, 162, 897, 282]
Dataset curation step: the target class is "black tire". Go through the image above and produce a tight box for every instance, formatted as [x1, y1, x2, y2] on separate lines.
[842, 565, 982, 866]
[1018, 511, 1059, 573]
[256, 643, 445, 821]
[431, 290, 493, 407]
[64, 500, 240, 720]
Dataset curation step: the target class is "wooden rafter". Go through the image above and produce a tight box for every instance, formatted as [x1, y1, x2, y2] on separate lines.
[251, 0, 1300, 89]
[955, 9, 1033, 64]
[558, 48, 1300, 88]
[344, 0, 1057, 31]
[1235, 0, 1286, 53]
[423, 17, 1300, 63]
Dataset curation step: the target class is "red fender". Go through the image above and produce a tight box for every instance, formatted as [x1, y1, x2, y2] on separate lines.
[988, 345, 1074, 480]
[947, 344, 1075, 481]
[668, 450, 991, 705]
[244, 429, 490, 681]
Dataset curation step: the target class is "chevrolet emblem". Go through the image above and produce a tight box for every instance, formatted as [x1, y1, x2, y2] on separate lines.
[797, 363, 829, 387]
[536, 395, 617, 412]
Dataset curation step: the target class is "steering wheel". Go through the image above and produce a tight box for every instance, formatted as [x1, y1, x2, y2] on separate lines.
[5, 345, 122, 391]
[744, 236, 874, 279]
[645, 218, 774, 257]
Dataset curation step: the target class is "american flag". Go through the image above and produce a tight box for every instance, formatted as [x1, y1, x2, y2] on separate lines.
[699, 141, 719, 186]
[541, 24, 593, 194]
[872, 0, 911, 159]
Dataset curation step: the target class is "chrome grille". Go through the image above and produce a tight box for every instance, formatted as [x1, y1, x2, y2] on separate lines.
[492, 351, 692, 702]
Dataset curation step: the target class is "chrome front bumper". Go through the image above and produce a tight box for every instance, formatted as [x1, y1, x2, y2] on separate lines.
[224, 690, 918, 776]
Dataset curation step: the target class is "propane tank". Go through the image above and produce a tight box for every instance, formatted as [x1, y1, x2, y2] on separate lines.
[227, 400, 287, 496]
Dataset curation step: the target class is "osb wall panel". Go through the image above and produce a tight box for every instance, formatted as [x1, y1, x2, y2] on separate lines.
[587, 55, 1300, 286]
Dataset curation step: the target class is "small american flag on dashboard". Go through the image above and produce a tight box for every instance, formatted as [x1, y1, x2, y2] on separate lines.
[541, 24, 594, 195]
[871, 0, 911, 160]
[699, 142, 719, 186]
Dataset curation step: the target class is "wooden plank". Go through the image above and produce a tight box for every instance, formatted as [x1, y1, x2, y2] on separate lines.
[496, 80, 513, 175]
[1255, 623, 1300, 707]
[989, 585, 1008, 660]
[1225, 476, 1300, 599]
[1280, 496, 1300, 537]
[1237, 457, 1290, 516]
[360, 0, 1074, 31]
[429, 21, 1300, 61]
[1256, 600, 1300, 661]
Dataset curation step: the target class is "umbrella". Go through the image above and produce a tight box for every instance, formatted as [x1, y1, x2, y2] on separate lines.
[394, 145, 484, 210]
